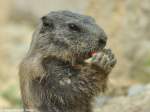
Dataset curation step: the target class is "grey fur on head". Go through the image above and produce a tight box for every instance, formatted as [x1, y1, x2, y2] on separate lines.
[28, 11, 107, 65]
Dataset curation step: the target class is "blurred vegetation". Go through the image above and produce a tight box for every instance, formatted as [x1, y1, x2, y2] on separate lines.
[1, 85, 21, 107]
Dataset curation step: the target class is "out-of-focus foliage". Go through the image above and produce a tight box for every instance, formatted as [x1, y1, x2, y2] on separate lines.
[0, 0, 150, 111]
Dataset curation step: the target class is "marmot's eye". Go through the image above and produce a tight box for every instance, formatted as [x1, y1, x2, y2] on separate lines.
[68, 23, 81, 32]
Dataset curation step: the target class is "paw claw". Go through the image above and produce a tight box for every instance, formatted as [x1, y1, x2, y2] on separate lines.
[110, 58, 117, 67]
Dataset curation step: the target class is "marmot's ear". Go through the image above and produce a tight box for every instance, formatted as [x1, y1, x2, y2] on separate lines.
[41, 16, 48, 23]
[41, 16, 52, 28]
[40, 16, 54, 32]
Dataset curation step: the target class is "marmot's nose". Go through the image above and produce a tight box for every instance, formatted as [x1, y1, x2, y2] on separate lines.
[98, 38, 106, 47]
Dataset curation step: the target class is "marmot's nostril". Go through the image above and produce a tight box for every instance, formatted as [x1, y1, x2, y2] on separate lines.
[98, 38, 106, 47]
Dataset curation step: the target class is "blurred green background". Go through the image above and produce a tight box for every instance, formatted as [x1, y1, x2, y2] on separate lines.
[0, 0, 150, 111]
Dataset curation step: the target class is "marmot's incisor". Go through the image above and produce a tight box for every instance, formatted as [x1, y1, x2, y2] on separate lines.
[19, 11, 117, 112]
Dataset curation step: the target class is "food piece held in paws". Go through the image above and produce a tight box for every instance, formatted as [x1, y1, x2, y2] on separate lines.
[85, 49, 105, 64]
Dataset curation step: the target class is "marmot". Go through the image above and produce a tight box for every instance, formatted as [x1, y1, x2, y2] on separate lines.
[19, 11, 116, 112]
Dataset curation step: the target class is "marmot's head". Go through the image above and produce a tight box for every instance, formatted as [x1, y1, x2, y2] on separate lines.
[29, 11, 107, 65]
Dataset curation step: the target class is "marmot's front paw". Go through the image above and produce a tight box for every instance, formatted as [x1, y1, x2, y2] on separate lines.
[85, 49, 117, 74]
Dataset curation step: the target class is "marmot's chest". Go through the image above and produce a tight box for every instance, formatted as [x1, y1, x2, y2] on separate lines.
[30, 60, 79, 95]
[41, 61, 79, 87]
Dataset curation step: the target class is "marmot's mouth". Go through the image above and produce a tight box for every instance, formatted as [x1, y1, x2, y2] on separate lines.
[83, 51, 97, 60]
[74, 49, 101, 65]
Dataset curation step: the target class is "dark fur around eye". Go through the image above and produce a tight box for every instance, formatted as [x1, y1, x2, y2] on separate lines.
[68, 23, 81, 32]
